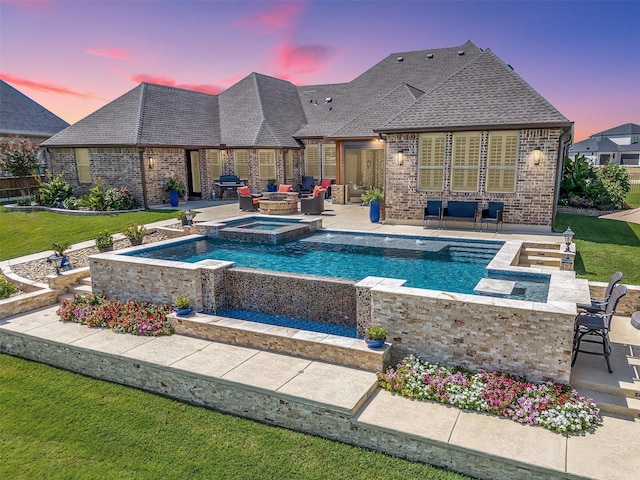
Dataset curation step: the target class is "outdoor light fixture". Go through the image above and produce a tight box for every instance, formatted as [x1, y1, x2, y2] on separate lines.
[220, 144, 227, 154]
[185, 209, 193, 226]
[563, 226, 574, 252]
[397, 149, 409, 166]
[532, 146, 543, 165]
[47, 253, 64, 275]
[148, 157, 155, 169]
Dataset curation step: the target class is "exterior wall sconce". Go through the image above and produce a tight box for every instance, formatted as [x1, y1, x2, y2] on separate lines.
[563, 226, 574, 252]
[220, 143, 227, 154]
[148, 157, 155, 169]
[532, 146, 543, 165]
[397, 149, 409, 166]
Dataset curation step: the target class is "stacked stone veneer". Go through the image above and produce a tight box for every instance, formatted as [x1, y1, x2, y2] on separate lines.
[90, 239, 575, 383]
[382, 129, 564, 227]
[363, 285, 574, 383]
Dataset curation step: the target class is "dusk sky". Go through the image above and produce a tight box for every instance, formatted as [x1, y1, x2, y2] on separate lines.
[1, 0, 638, 141]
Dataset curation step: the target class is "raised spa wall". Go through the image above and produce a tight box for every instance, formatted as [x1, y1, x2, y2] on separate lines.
[89, 234, 590, 384]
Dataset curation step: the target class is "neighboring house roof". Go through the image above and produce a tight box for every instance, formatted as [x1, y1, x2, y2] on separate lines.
[43, 83, 219, 147]
[0, 80, 69, 137]
[570, 136, 620, 153]
[43, 41, 571, 149]
[595, 123, 640, 137]
[379, 49, 570, 132]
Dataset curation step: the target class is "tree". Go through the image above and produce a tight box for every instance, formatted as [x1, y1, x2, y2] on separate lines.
[0, 138, 41, 197]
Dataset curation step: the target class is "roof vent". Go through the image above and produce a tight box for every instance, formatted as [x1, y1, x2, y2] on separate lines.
[457, 50, 465, 56]
[396, 56, 403, 62]
[507, 64, 514, 71]
[325, 97, 332, 103]
[328, 106, 333, 111]
[426, 53, 434, 59]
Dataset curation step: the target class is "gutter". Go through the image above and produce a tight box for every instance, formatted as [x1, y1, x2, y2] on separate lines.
[138, 147, 149, 209]
[551, 126, 573, 231]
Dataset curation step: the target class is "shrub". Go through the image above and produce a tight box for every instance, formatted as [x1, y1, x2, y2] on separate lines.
[365, 324, 388, 340]
[62, 196, 81, 210]
[80, 179, 107, 211]
[361, 188, 384, 204]
[57, 293, 174, 336]
[122, 223, 146, 241]
[51, 241, 70, 256]
[0, 276, 17, 299]
[378, 355, 601, 434]
[104, 187, 138, 211]
[38, 175, 74, 207]
[175, 295, 191, 310]
[162, 177, 186, 196]
[94, 230, 113, 250]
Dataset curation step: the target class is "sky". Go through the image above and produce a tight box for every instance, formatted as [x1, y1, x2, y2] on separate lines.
[1, 0, 638, 142]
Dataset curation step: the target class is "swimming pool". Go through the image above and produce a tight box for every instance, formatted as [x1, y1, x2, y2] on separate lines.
[127, 230, 549, 301]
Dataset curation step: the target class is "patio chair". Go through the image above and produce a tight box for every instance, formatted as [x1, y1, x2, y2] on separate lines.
[577, 272, 622, 314]
[481, 202, 504, 231]
[571, 283, 627, 373]
[238, 186, 260, 211]
[299, 176, 315, 195]
[301, 186, 326, 214]
[320, 179, 333, 198]
[423, 200, 443, 229]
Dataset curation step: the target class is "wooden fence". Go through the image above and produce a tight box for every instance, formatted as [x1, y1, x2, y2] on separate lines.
[0, 176, 43, 200]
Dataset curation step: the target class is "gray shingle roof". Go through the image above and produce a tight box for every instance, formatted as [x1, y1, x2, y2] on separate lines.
[570, 136, 620, 153]
[379, 49, 570, 132]
[593, 123, 640, 137]
[0, 80, 69, 137]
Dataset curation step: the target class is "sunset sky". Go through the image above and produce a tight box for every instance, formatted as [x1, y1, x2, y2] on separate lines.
[1, 0, 638, 141]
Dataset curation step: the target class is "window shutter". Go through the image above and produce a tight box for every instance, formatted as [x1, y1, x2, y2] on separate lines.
[451, 133, 480, 192]
[209, 150, 221, 179]
[234, 150, 249, 179]
[487, 132, 518, 192]
[322, 144, 336, 179]
[285, 150, 293, 180]
[418, 134, 445, 191]
[305, 144, 320, 177]
[75, 148, 90, 183]
[258, 150, 276, 180]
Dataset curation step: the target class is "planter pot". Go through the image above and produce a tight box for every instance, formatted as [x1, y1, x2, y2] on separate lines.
[129, 238, 143, 246]
[365, 337, 386, 349]
[168, 189, 180, 207]
[175, 307, 192, 316]
[97, 246, 113, 253]
[369, 201, 381, 223]
[267, 184, 277, 192]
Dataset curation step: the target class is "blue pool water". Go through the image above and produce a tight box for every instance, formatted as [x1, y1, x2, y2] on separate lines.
[127, 231, 549, 301]
[217, 308, 357, 338]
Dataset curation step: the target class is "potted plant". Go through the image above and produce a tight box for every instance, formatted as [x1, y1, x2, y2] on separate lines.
[47, 241, 71, 274]
[364, 323, 388, 349]
[176, 209, 197, 226]
[163, 177, 186, 207]
[267, 178, 277, 192]
[361, 188, 384, 223]
[94, 230, 113, 251]
[122, 223, 147, 246]
[174, 294, 192, 316]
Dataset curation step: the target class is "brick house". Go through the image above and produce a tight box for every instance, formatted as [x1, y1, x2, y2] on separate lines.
[42, 41, 572, 229]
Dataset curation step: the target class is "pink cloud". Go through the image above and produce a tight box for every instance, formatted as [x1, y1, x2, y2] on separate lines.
[235, 1, 305, 33]
[130, 74, 223, 95]
[0, 72, 100, 99]
[2, 0, 52, 12]
[85, 47, 132, 60]
[273, 42, 336, 81]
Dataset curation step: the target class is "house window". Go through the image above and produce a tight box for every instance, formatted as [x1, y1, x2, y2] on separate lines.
[75, 148, 90, 183]
[417, 133, 446, 191]
[322, 144, 336, 179]
[234, 149, 249, 180]
[209, 150, 221, 179]
[305, 144, 320, 178]
[450, 132, 481, 192]
[258, 149, 276, 180]
[285, 150, 293, 180]
[486, 131, 518, 193]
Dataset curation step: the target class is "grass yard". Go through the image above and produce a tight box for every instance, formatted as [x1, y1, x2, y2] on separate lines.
[0, 207, 177, 260]
[0, 354, 470, 480]
[555, 213, 640, 284]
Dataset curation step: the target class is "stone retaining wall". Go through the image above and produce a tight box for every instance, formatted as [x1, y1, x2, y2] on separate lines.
[589, 281, 640, 317]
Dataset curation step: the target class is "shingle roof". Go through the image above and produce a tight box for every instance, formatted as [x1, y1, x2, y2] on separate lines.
[0, 80, 69, 137]
[43, 83, 219, 147]
[592, 123, 640, 137]
[570, 136, 620, 153]
[379, 49, 570, 132]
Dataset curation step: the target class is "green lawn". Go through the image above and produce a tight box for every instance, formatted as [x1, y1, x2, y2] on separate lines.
[555, 213, 640, 284]
[0, 354, 470, 480]
[0, 207, 178, 260]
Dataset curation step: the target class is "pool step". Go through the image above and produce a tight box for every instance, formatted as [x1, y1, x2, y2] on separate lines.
[169, 312, 390, 372]
[448, 246, 499, 263]
[518, 243, 562, 268]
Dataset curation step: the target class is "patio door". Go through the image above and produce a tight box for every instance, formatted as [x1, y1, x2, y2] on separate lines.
[186, 150, 201, 199]
[343, 141, 385, 191]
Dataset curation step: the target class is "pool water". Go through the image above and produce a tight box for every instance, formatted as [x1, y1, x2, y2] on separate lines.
[128, 231, 549, 301]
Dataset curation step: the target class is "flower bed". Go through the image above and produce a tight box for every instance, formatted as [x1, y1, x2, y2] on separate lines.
[58, 293, 174, 336]
[377, 355, 600, 435]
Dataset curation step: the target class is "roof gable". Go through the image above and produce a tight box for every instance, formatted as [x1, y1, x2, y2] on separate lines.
[379, 49, 570, 132]
[594, 123, 640, 137]
[0, 80, 69, 137]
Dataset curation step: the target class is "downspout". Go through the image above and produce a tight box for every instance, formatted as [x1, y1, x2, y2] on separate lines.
[138, 147, 149, 209]
[551, 126, 573, 231]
